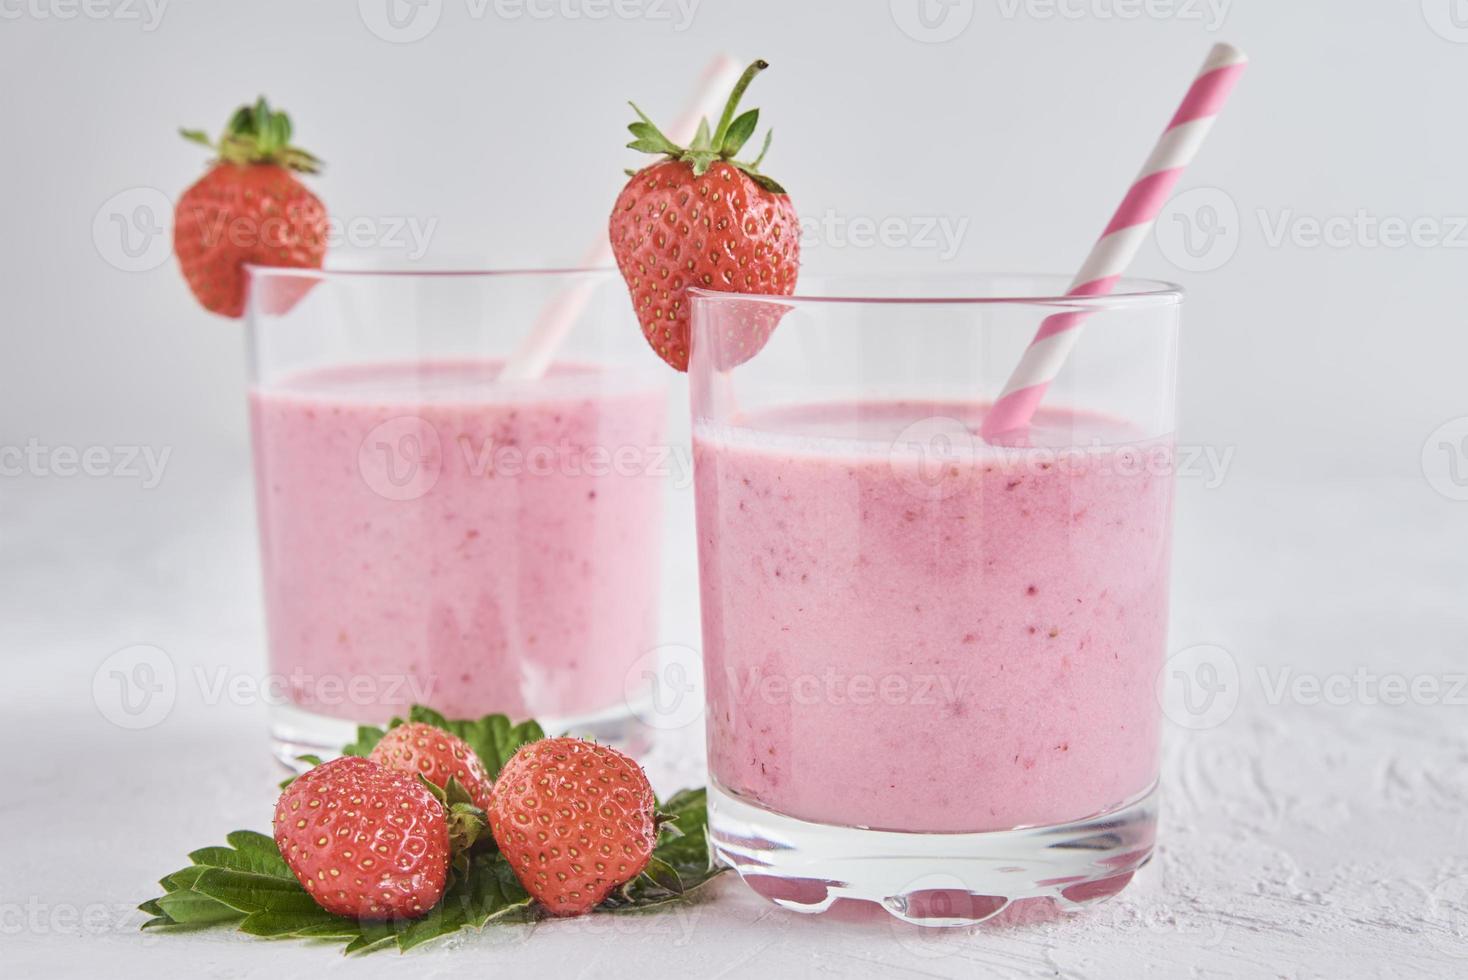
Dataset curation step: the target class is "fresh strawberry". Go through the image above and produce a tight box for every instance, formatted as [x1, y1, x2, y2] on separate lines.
[609, 60, 800, 371]
[488, 737, 658, 916]
[273, 756, 449, 920]
[174, 97, 328, 318]
[369, 722, 494, 811]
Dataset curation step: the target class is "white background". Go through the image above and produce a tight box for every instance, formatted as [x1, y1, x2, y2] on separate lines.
[5, 0, 1468, 476]
[4, 1, 1468, 977]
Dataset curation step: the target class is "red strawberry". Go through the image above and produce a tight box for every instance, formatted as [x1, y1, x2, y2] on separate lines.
[174, 97, 328, 318]
[368, 722, 495, 811]
[488, 738, 657, 916]
[273, 756, 449, 920]
[609, 60, 800, 371]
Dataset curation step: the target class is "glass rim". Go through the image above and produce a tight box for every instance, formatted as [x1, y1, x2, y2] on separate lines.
[243, 263, 621, 282]
[689, 273, 1183, 310]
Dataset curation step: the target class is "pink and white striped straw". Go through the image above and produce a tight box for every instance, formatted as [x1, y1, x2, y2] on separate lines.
[980, 43, 1248, 441]
[498, 54, 745, 381]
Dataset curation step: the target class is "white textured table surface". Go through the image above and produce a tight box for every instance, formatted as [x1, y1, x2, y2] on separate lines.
[4, 465, 1465, 978]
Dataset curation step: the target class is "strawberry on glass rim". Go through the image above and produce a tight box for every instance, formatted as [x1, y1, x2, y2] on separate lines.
[609, 60, 800, 371]
[174, 97, 328, 318]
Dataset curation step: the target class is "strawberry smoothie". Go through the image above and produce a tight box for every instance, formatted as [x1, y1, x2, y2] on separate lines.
[693, 401, 1173, 834]
[249, 360, 666, 723]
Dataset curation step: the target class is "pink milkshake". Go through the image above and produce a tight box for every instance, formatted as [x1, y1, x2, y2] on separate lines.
[694, 401, 1173, 834]
[249, 360, 666, 725]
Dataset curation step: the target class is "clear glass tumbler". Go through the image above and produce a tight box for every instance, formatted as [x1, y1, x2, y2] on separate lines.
[245, 266, 668, 762]
[688, 275, 1180, 925]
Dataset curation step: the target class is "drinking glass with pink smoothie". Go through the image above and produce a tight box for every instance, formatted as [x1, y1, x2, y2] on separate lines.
[688, 276, 1180, 925]
[245, 267, 669, 761]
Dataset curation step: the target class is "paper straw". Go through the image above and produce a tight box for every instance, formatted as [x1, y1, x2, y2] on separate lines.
[980, 43, 1248, 441]
[498, 54, 745, 381]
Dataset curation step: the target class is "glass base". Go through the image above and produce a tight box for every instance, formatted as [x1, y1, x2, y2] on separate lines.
[708, 782, 1157, 926]
[269, 700, 655, 771]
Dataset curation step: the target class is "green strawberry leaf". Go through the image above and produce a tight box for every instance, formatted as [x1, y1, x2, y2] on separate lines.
[749, 129, 773, 170]
[742, 170, 788, 195]
[278, 919, 364, 940]
[641, 857, 685, 895]
[160, 865, 207, 891]
[627, 121, 681, 157]
[651, 787, 719, 877]
[155, 889, 247, 926]
[238, 909, 354, 938]
[444, 777, 476, 808]
[188, 842, 291, 879]
[341, 723, 388, 758]
[689, 117, 713, 152]
[627, 101, 677, 149]
[405, 704, 451, 729]
[628, 137, 677, 155]
[344, 932, 398, 955]
[192, 868, 330, 917]
[225, 830, 286, 860]
[721, 109, 759, 157]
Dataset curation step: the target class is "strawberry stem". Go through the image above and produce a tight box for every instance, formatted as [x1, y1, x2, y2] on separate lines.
[710, 59, 767, 150]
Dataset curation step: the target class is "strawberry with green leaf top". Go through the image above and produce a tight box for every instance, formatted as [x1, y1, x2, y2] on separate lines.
[175, 97, 328, 318]
[609, 60, 800, 371]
